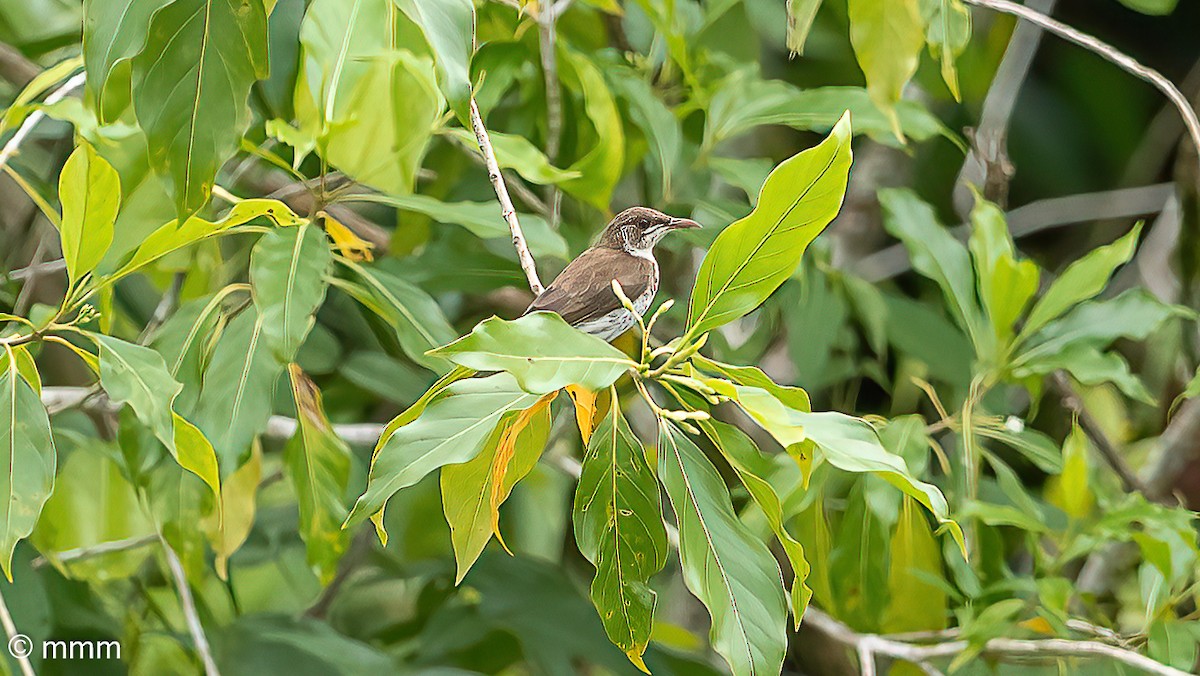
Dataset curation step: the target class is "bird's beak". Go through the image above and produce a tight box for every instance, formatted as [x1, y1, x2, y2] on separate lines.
[668, 217, 701, 230]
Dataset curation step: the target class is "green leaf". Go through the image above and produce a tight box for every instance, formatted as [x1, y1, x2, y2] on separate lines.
[881, 496, 948, 632]
[574, 395, 668, 671]
[191, 311, 285, 466]
[657, 422, 787, 676]
[687, 114, 852, 339]
[392, 0, 474, 115]
[93, 334, 223, 503]
[339, 193, 567, 258]
[847, 0, 925, 139]
[1045, 423, 1093, 520]
[285, 366, 351, 585]
[445, 128, 580, 185]
[1019, 344, 1155, 404]
[725, 384, 966, 556]
[0, 346, 41, 396]
[131, 0, 269, 216]
[1019, 224, 1143, 341]
[428, 313, 636, 395]
[609, 67, 683, 201]
[346, 372, 540, 526]
[1117, 0, 1178, 15]
[1173, 366, 1200, 414]
[701, 419, 812, 629]
[443, 395, 552, 583]
[250, 223, 333, 361]
[82, 0, 173, 121]
[333, 262, 457, 372]
[558, 48, 625, 210]
[967, 196, 1038, 349]
[786, 0, 824, 55]
[1013, 288, 1188, 369]
[0, 355, 56, 582]
[206, 445, 260, 578]
[114, 199, 304, 281]
[920, 0, 971, 100]
[58, 141, 119, 285]
[881, 188, 988, 352]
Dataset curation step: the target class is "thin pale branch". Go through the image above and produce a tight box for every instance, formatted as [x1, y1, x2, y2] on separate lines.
[31, 534, 158, 569]
[962, 0, 1200, 175]
[468, 97, 545, 295]
[0, 70, 86, 174]
[159, 535, 220, 676]
[1049, 371, 1149, 497]
[0, 586, 35, 676]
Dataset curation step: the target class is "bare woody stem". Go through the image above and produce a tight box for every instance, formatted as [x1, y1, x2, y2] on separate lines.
[159, 535, 220, 676]
[962, 0, 1200, 175]
[468, 97, 545, 295]
[0, 586, 35, 676]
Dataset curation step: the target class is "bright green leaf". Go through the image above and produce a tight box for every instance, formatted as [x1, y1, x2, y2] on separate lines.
[920, 0, 971, 100]
[881, 496, 948, 632]
[786, 0, 824, 55]
[1045, 423, 1093, 520]
[445, 128, 580, 185]
[658, 422, 788, 676]
[392, 0, 474, 115]
[967, 196, 1038, 349]
[428, 313, 636, 395]
[847, 0, 925, 139]
[58, 141, 119, 285]
[688, 114, 852, 339]
[558, 48, 625, 210]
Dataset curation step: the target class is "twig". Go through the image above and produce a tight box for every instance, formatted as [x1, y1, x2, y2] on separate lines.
[159, 535, 220, 676]
[0, 70, 86, 174]
[468, 97, 544, 294]
[1049, 371, 1148, 497]
[31, 534, 158, 569]
[304, 528, 373, 619]
[961, 0, 1200, 175]
[803, 606, 1190, 676]
[537, 3, 564, 230]
[0, 42, 39, 88]
[0, 586, 35, 676]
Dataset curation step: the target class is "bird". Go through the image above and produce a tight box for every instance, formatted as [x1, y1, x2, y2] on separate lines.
[525, 207, 700, 341]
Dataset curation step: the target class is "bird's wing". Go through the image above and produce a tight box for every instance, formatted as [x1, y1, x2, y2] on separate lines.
[525, 248, 654, 325]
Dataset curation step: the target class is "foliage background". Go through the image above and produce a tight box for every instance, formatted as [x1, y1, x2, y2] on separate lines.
[1, 0, 1200, 674]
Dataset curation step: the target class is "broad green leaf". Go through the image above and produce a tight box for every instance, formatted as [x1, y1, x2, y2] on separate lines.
[786, 0, 824, 54]
[1019, 225, 1143, 340]
[428, 313, 636, 395]
[848, 0, 924, 139]
[58, 141, 119, 285]
[250, 223, 333, 360]
[0, 357, 56, 581]
[703, 75, 951, 150]
[1045, 423, 1093, 520]
[881, 188, 988, 352]
[392, 0, 474, 115]
[191, 311, 285, 466]
[881, 496, 948, 632]
[657, 422, 787, 676]
[1017, 344, 1155, 404]
[728, 384, 966, 556]
[339, 193, 567, 258]
[967, 196, 1037, 349]
[0, 346, 40, 395]
[82, 0, 173, 121]
[333, 262, 456, 372]
[131, 0, 269, 216]
[1117, 0, 1178, 15]
[286, 366, 351, 585]
[114, 199, 304, 280]
[346, 372, 540, 526]
[609, 68, 683, 201]
[206, 446, 261, 578]
[687, 114, 852, 339]
[1013, 289, 1188, 369]
[693, 355, 812, 412]
[31, 447, 155, 581]
[574, 396, 667, 671]
[93, 334, 222, 504]
[367, 364, 474, 545]
[445, 128, 580, 185]
[443, 395, 552, 583]
[701, 419, 812, 629]
[920, 0, 971, 100]
[976, 426, 1063, 474]
[558, 48, 625, 210]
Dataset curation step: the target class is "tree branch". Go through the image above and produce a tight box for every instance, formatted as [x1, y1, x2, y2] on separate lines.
[468, 97, 545, 295]
[961, 0, 1200, 176]
[1049, 371, 1149, 497]
[159, 535, 220, 676]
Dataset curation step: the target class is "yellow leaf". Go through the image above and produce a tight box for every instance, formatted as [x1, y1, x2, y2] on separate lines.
[1019, 617, 1055, 635]
[320, 211, 374, 262]
[565, 385, 598, 444]
[205, 444, 261, 579]
[490, 394, 556, 550]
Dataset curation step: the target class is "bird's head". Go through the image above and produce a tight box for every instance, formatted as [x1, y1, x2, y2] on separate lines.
[598, 207, 701, 253]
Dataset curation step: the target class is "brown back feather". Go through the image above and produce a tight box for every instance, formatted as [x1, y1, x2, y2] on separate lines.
[525, 247, 654, 325]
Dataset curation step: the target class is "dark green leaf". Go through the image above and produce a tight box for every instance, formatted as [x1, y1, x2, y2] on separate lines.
[0, 358, 56, 581]
[250, 223, 333, 360]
